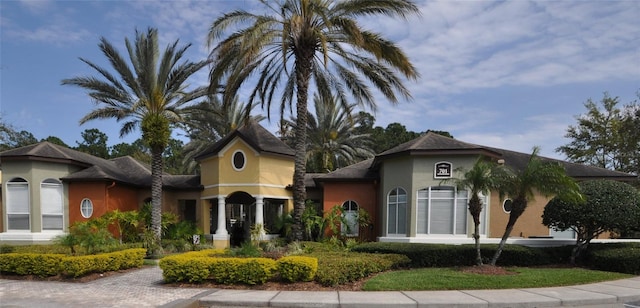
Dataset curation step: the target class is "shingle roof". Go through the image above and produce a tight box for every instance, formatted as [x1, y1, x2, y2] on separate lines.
[376, 132, 502, 160]
[1, 142, 202, 189]
[313, 159, 377, 183]
[489, 147, 636, 181]
[195, 121, 294, 160]
[314, 133, 637, 183]
[1, 141, 108, 168]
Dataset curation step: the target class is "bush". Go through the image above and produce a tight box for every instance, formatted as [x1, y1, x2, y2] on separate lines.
[588, 247, 640, 275]
[0, 248, 145, 278]
[313, 252, 409, 286]
[583, 243, 640, 275]
[277, 256, 318, 282]
[0, 253, 65, 277]
[352, 243, 553, 267]
[159, 249, 275, 284]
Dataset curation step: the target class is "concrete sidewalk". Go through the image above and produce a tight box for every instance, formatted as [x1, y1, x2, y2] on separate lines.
[0, 265, 638, 308]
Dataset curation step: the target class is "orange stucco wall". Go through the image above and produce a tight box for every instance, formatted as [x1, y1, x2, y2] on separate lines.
[68, 182, 139, 224]
[322, 181, 378, 241]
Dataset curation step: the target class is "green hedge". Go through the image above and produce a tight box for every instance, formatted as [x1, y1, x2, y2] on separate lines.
[0, 248, 146, 278]
[587, 246, 640, 275]
[352, 243, 555, 267]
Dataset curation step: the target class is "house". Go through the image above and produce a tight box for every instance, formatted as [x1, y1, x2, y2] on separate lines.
[1, 123, 636, 247]
[0, 142, 201, 243]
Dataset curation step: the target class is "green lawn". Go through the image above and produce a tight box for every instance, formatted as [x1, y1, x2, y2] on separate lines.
[363, 267, 632, 291]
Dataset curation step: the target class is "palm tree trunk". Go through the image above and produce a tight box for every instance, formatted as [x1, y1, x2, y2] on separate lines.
[291, 53, 313, 241]
[473, 223, 482, 266]
[468, 195, 483, 265]
[490, 197, 527, 266]
[151, 148, 164, 246]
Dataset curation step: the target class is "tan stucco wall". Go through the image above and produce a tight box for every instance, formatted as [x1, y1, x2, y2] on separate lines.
[488, 190, 554, 239]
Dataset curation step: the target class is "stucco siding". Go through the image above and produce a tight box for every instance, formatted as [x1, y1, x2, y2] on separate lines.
[322, 181, 378, 241]
[68, 182, 139, 223]
[488, 190, 554, 239]
[379, 157, 413, 237]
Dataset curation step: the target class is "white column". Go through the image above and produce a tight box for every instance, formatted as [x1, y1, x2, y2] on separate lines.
[215, 196, 228, 236]
[255, 195, 265, 237]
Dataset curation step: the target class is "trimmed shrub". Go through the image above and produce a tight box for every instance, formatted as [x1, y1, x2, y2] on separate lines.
[313, 252, 409, 286]
[277, 256, 318, 282]
[0, 253, 65, 277]
[586, 245, 640, 275]
[352, 243, 553, 267]
[159, 250, 276, 285]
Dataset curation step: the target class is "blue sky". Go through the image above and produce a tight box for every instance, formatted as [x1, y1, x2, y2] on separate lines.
[1, 0, 638, 160]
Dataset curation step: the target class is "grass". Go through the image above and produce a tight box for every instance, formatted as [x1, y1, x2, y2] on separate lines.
[363, 267, 632, 291]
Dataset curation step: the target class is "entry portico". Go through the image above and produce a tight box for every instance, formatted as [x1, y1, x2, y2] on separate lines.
[195, 122, 295, 248]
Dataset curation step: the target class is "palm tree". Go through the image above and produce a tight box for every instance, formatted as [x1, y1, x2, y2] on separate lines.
[207, 0, 420, 240]
[284, 94, 375, 172]
[442, 158, 499, 266]
[62, 28, 208, 247]
[489, 147, 583, 265]
[182, 95, 265, 173]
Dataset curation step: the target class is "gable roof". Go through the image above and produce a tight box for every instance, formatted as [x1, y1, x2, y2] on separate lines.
[195, 121, 294, 160]
[1, 142, 201, 190]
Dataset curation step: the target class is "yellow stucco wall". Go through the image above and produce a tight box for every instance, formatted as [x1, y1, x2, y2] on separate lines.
[200, 138, 293, 199]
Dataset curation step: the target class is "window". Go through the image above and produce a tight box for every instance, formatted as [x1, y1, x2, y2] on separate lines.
[41, 178, 63, 230]
[7, 178, 30, 230]
[387, 188, 407, 235]
[502, 199, 513, 213]
[232, 150, 246, 171]
[81, 198, 93, 218]
[341, 200, 359, 236]
[416, 186, 470, 235]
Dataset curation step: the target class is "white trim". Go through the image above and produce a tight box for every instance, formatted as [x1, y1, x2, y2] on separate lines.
[502, 198, 513, 214]
[231, 150, 246, 171]
[433, 161, 453, 179]
[80, 198, 93, 218]
[201, 194, 292, 200]
[0, 231, 65, 243]
[217, 138, 260, 157]
[204, 183, 288, 189]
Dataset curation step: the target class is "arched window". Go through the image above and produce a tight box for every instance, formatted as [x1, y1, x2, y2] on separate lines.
[41, 178, 63, 230]
[387, 187, 407, 235]
[416, 186, 471, 235]
[341, 200, 359, 236]
[7, 178, 30, 230]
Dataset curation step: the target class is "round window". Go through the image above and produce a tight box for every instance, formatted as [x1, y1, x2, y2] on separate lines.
[81, 198, 94, 218]
[502, 199, 513, 213]
[232, 150, 246, 171]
